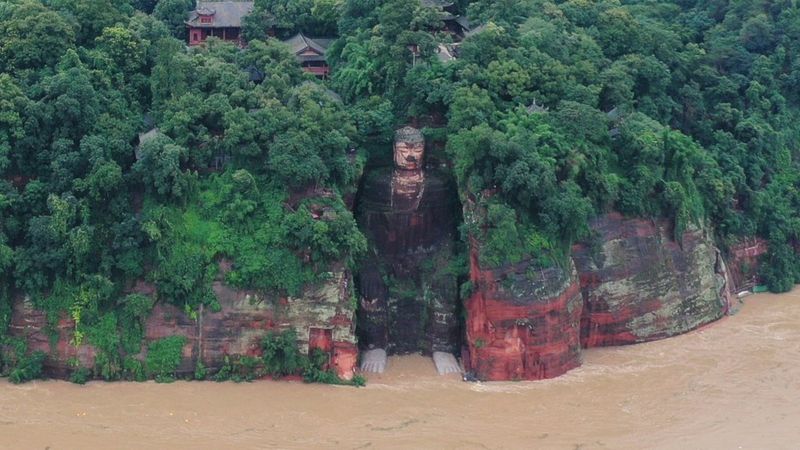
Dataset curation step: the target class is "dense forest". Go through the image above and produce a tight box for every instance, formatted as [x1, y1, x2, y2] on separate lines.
[1, 0, 799, 381]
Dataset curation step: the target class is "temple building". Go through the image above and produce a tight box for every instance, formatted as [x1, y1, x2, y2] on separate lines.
[283, 33, 334, 79]
[421, 0, 471, 38]
[186, 1, 254, 47]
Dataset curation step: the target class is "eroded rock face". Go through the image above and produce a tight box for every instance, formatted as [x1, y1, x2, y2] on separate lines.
[464, 246, 583, 381]
[571, 212, 729, 348]
[11, 206, 743, 383]
[7, 267, 358, 380]
[8, 298, 97, 378]
[463, 209, 735, 381]
[726, 237, 768, 292]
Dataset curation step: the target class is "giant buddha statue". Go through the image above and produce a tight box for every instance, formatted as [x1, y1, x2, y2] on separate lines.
[356, 126, 461, 375]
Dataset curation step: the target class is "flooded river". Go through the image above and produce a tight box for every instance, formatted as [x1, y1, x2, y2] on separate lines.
[2, 289, 800, 449]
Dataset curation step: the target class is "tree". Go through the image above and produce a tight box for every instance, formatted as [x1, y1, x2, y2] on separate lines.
[237, 38, 305, 96]
[249, 0, 340, 38]
[36, 51, 102, 146]
[133, 0, 159, 14]
[0, 75, 29, 174]
[150, 38, 190, 116]
[153, 0, 193, 39]
[49, 0, 133, 46]
[269, 130, 327, 188]
[133, 134, 193, 200]
[0, 1, 76, 72]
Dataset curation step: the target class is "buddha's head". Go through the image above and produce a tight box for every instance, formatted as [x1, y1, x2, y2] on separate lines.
[393, 126, 425, 171]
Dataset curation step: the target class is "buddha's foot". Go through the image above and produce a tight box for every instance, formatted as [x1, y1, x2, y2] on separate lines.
[432, 352, 462, 375]
[360, 348, 387, 373]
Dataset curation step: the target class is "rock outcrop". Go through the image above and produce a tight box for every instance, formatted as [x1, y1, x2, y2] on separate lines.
[463, 246, 583, 381]
[726, 237, 768, 292]
[10, 206, 749, 383]
[571, 213, 730, 348]
[463, 211, 734, 381]
[8, 298, 98, 379]
[8, 266, 358, 380]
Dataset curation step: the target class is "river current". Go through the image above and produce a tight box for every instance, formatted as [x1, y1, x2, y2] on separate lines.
[1, 289, 799, 449]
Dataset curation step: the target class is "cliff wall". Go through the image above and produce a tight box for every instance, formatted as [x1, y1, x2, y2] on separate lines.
[464, 211, 735, 381]
[8, 300, 97, 379]
[8, 266, 358, 380]
[572, 212, 731, 348]
[10, 208, 752, 383]
[726, 237, 768, 292]
[463, 246, 583, 381]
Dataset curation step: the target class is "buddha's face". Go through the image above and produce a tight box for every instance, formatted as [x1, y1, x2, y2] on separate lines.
[394, 140, 425, 170]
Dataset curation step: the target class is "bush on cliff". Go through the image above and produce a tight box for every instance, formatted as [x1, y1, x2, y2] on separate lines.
[8, 351, 46, 384]
[1, 338, 46, 384]
[262, 329, 306, 378]
[145, 335, 187, 383]
[261, 328, 364, 386]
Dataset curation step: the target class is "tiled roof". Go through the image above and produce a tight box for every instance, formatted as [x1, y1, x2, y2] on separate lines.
[421, 0, 454, 8]
[186, 1, 254, 28]
[455, 16, 471, 31]
[283, 33, 334, 62]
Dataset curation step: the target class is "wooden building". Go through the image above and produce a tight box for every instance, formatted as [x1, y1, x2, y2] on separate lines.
[283, 33, 334, 79]
[186, 1, 254, 47]
[421, 0, 470, 38]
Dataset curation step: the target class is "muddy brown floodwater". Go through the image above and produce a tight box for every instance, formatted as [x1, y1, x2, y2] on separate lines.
[2, 289, 800, 450]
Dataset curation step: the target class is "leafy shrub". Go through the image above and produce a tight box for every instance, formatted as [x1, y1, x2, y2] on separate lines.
[2, 337, 45, 383]
[212, 354, 263, 382]
[119, 294, 154, 354]
[9, 351, 46, 384]
[86, 313, 122, 380]
[194, 360, 207, 381]
[69, 367, 90, 385]
[123, 356, 146, 382]
[145, 335, 187, 382]
[261, 328, 364, 386]
[262, 329, 305, 378]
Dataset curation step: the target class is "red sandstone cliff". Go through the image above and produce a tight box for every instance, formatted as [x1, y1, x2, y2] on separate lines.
[464, 211, 736, 381]
[10, 208, 757, 384]
[572, 213, 731, 348]
[464, 246, 583, 381]
[8, 299, 98, 379]
[726, 237, 768, 292]
[8, 266, 358, 381]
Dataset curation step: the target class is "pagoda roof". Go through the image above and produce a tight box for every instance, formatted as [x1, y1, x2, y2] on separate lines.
[421, 0, 455, 8]
[186, 1, 254, 28]
[283, 33, 334, 62]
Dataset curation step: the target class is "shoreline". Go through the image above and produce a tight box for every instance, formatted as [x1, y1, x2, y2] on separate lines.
[1, 289, 799, 449]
